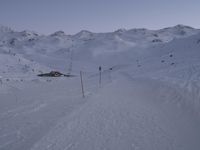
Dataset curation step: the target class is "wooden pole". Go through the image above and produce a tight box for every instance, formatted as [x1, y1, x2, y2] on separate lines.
[99, 66, 102, 87]
[80, 71, 85, 98]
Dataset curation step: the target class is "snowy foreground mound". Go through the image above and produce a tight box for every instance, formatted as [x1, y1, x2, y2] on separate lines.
[1, 25, 200, 150]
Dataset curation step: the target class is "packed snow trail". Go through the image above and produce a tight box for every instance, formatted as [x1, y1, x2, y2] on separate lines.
[31, 75, 200, 150]
[0, 78, 87, 150]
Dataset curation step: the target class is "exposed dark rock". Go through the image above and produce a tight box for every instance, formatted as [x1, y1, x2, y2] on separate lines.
[152, 39, 162, 43]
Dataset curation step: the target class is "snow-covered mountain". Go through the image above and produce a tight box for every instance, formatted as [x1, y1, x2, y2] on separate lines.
[0, 24, 199, 77]
[1, 25, 200, 150]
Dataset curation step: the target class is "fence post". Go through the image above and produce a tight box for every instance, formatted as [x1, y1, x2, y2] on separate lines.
[80, 71, 85, 98]
[99, 66, 102, 87]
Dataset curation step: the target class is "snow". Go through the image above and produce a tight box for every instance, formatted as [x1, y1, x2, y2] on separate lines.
[1, 25, 200, 150]
[30, 75, 200, 150]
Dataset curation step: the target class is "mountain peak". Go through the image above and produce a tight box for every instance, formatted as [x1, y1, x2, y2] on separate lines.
[20, 30, 39, 37]
[74, 30, 94, 40]
[114, 28, 127, 34]
[174, 24, 194, 29]
[162, 24, 195, 31]
[77, 30, 92, 35]
[50, 31, 66, 37]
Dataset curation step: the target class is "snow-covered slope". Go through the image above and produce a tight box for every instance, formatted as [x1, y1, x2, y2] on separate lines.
[30, 75, 200, 150]
[1, 25, 200, 150]
[0, 24, 199, 77]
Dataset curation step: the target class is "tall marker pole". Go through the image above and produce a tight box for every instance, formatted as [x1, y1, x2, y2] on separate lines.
[99, 66, 102, 87]
[80, 71, 85, 98]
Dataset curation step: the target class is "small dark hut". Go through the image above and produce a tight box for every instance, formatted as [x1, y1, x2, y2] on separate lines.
[37, 71, 75, 77]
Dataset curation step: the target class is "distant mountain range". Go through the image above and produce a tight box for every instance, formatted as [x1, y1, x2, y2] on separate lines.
[0, 24, 200, 78]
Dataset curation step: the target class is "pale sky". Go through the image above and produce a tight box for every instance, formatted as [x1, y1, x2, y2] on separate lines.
[0, 0, 200, 34]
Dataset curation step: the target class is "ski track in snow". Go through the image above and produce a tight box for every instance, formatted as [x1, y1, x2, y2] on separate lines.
[30, 74, 200, 150]
[0, 78, 89, 150]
